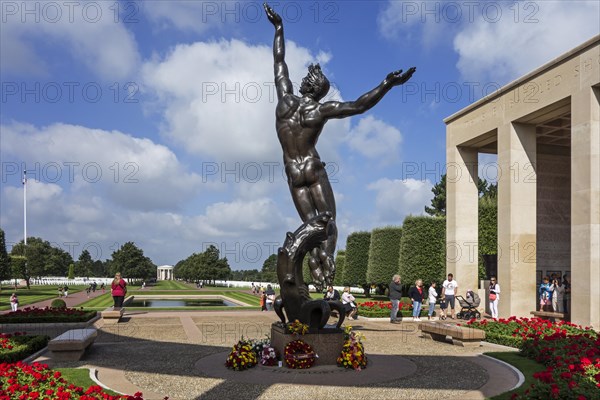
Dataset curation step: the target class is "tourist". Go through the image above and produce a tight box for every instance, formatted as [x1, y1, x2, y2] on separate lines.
[260, 290, 267, 311]
[552, 278, 565, 313]
[86, 285, 92, 298]
[489, 276, 500, 320]
[111, 272, 127, 309]
[442, 273, 458, 319]
[562, 274, 571, 314]
[265, 285, 276, 311]
[389, 274, 402, 324]
[324, 285, 340, 301]
[100, 283, 105, 293]
[342, 287, 358, 320]
[58, 286, 63, 297]
[63, 285, 69, 298]
[539, 276, 553, 311]
[408, 279, 425, 322]
[427, 281, 438, 320]
[10, 293, 18, 312]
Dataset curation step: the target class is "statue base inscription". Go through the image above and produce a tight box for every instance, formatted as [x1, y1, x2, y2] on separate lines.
[271, 323, 344, 366]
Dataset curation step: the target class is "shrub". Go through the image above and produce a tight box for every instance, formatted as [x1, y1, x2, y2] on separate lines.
[50, 298, 67, 309]
[333, 251, 345, 286]
[0, 333, 50, 363]
[398, 216, 446, 287]
[479, 197, 497, 280]
[343, 231, 371, 287]
[366, 226, 402, 285]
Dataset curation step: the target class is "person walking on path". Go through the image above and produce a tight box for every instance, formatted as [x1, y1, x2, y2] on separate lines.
[389, 274, 402, 324]
[427, 282, 438, 320]
[63, 285, 69, 298]
[442, 273, 458, 319]
[488, 277, 500, 320]
[111, 272, 127, 309]
[10, 293, 18, 312]
[408, 279, 426, 322]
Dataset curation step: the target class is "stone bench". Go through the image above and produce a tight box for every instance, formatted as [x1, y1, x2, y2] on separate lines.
[101, 307, 124, 324]
[530, 311, 566, 321]
[48, 328, 97, 361]
[419, 321, 485, 347]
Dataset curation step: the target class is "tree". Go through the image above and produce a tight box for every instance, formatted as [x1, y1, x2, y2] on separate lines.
[261, 254, 277, 283]
[0, 229, 11, 283]
[425, 174, 497, 216]
[68, 264, 75, 279]
[74, 249, 93, 277]
[174, 245, 231, 284]
[10, 256, 27, 287]
[10, 237, 73, 280]
[110, 242, 156, 280]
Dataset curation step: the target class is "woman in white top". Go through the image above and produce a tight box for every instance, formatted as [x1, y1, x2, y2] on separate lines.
[341, 287, 358, 320]
[489, 277, 500, 319]
[552, 278, 565, 313]
[427, 282, 438, 320]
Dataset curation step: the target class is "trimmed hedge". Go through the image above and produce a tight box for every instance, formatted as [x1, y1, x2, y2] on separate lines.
[51, 298, 67, 309]
[479, 197, 497, 280]
[343, 231, 371, 286]
[333, 250, 346, 286]
[398, 216, 446, 287]
[0, 309, 97, 324]
[366, 226, 402, 285]
[0, 335, 50, 362]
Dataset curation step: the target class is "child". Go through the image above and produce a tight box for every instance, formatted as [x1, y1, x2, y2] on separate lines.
[260, 290, 267, 312]
[427, 282, 438, 320]
[439, 296, 447, 320]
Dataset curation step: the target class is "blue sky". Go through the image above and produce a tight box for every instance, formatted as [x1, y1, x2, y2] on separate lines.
[1, 1, 598, 270]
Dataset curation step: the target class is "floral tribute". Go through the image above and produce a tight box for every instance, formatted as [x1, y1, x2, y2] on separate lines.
[467, 317, 599, 399]
[249, 337, 270, 358]
[286, 320, 309, 335]
[225, 339, 258, 371]
[260, 346, 279, 366]
[284, 340, 316, 369]
[337, 326, 367, 371]
[0, 361, 149, 399]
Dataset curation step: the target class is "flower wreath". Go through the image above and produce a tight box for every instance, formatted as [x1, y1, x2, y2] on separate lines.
[284, 339, 317, 369]
[225, 339, 258, 371]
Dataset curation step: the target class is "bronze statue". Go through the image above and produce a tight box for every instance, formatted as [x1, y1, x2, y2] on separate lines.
[264, 3, 415, 329]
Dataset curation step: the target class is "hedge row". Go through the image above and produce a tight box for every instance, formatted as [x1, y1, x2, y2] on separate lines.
[0, 335, 50, 363]
[333, 250, 346, 286]
[366, 226, 402, 285]
[398, 216, 446, 287]
[343, 231, 371, 286]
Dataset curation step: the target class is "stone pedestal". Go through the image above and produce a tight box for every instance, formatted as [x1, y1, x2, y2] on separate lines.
[271, 323, 344, 366]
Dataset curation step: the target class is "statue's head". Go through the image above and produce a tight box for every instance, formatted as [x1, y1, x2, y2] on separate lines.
[300, 63, 330, 100]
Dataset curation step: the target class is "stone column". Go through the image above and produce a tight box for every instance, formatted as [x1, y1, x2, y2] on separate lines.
[571, 87, 600, 329]
[497, 122, 537, 318]
[446, 145, 479, 293]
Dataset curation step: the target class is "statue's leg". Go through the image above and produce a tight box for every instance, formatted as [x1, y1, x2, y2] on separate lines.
[300, 299, 331, 332]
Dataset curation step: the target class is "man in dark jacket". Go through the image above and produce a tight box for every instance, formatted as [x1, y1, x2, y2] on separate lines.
[389, 274, 402, 323]
[324, 286, 340, 301]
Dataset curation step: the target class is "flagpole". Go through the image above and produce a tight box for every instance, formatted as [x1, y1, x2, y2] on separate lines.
[23, 170, 27, 246]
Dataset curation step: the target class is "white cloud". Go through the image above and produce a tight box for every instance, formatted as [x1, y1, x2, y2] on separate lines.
[0, 1, 140, 80]
[347, 115, 402, 163]
[453, 1, 600, 83]
[141, 38, 340, 162]
[1, 122, 202, 211]
[367, 178, 433, 223]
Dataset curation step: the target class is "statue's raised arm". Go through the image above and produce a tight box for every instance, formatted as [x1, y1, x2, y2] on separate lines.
[319, 67, 416, 119]
[264, 3, 293, 99]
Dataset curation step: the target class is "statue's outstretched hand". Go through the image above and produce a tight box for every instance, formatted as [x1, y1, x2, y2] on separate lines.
[264, 3, 282, 27]
[386, 67, 416, 86]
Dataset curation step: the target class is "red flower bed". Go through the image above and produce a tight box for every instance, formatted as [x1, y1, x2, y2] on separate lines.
[0, 307, 96, 323]
[467, 317, 599, 399]
[359, 301, 412, 311]
[0, 361, 150, 399]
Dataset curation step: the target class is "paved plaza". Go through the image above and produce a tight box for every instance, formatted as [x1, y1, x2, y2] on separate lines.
[29, 308, 520, 400]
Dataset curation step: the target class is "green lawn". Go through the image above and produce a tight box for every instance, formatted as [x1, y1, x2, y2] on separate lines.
[152, 280, 194, 290]
[485, 351, 546, 399]
[0, 285, 86, 311]
[55, 368, 120, 396]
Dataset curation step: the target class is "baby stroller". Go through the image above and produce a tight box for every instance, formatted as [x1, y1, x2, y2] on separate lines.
[456, 291, 481, 320]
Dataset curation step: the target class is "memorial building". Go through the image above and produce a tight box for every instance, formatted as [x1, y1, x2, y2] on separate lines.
[445, 36, 599, 328]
